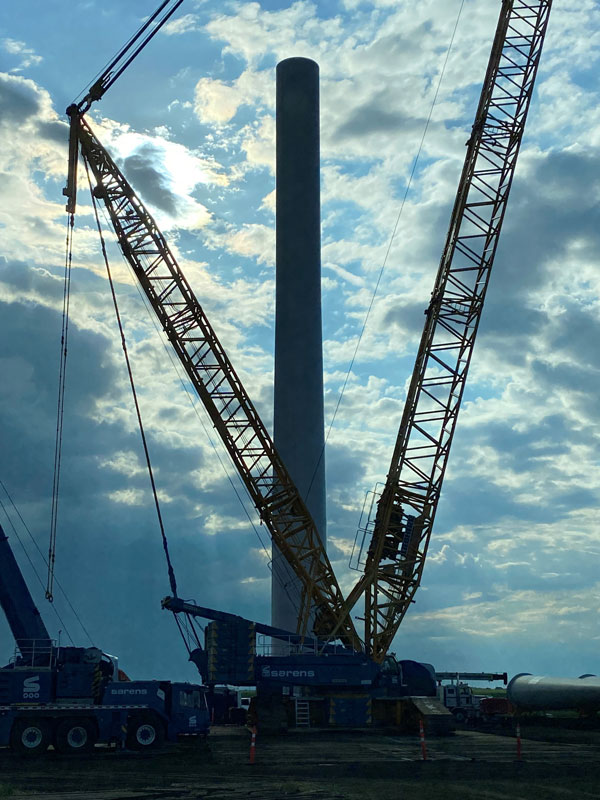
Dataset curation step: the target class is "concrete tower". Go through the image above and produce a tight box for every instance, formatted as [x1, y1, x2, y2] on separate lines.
[272, 57, 326, 633]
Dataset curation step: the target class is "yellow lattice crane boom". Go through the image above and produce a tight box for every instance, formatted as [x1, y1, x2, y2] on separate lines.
[63, 0, 552, 666]
[69, 115, 362, 651]
[342, 0, 553, 662]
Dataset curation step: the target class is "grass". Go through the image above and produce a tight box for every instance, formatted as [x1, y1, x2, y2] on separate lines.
[0, 785, 14, 798]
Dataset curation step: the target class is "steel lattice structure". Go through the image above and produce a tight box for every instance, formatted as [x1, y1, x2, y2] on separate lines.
[76, 116, 362, 652]
[69, 0, 553, 665]
[343, 0, 552, 661]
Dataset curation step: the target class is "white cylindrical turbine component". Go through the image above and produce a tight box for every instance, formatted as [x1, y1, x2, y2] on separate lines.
[507, 673, 600, 711]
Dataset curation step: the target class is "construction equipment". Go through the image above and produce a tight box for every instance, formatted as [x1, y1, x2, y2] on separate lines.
[434, 673, 508, 723]
[62, 0, 552, 729]
[67, 0, 552, 655]
[162, 599, 451, 733]
[0, 525, 209, 754]
[439, 682, 483, 724]
[67, 112, 361, 651]
[344, 0, 552, 661]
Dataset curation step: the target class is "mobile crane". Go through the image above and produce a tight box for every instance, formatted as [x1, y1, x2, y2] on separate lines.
[61, 0, 552, 730]
[0, 524, 209, 754]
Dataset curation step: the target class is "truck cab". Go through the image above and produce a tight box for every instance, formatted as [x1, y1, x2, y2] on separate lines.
[440, 682, 481, 722]
[169, 683, 209, 736]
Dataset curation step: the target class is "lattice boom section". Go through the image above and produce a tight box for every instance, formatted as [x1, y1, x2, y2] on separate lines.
[363, 0, 552, 662]
[77, 118, 361, 651]
[397, 0, 551, 513]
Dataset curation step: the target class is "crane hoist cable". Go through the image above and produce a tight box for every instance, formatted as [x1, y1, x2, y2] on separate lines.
[84, 163, 301, 613]
[74, 113, 361, 650]
[108, 238, 302, 606]
[303, 0, 466, 511]
[83, 157, 178, 600]
[127, 297, 301, 605]
[70, 0, 185, 114]
[46, 212, 75, 602]
[171, 604, 204, 659]
[112, 238, 301, 611]
[0, 485, 77, 646]
[81, 156, 298, 648]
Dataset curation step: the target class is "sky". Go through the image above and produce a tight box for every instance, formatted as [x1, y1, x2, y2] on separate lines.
[0, 0, 599, 686]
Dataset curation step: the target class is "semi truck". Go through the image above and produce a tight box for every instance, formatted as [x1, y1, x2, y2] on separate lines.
[436, 673, 508, 724]
[0, 525, 209, 754]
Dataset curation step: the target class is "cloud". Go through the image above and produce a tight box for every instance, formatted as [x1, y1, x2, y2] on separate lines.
[194, 78, 243, 125]
[2, 0, 600, 682]
[89, 118, 227, 231]
[0, 73, 78, 267]
[0, 71, 41, 120]
[193, 69, 273, 127]
[122, 147, 181, 215]
[336, 95, 426, 140]
[0, 262, 276, 678]
[225, 223, 274, 265]
[1, 38, 43, 72]
[161, 13, 201, 36]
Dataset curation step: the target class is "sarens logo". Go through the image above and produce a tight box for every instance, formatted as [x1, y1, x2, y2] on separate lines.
[110, 688, 148, 695]
[261, 667, 315, 679]
[23, 675, 40, 699]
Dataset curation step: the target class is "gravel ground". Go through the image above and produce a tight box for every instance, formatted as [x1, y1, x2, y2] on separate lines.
[0, 725, 599, 799]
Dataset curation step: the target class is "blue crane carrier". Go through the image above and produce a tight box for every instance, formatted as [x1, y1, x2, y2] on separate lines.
[163, 598, 452, 734]
[0, 525, 209, 754]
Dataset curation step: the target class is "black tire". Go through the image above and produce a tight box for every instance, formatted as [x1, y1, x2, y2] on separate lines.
[10, 717, 52, 756]
[54, 717, 97, 754]
[452, 709, 467, 724]
[126, 713, 165, 751]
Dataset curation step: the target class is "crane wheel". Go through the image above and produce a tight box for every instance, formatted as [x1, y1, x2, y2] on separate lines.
[126, 713, 165, 750]
[55, 717, 97, 754]
[10, 717, 51, 756]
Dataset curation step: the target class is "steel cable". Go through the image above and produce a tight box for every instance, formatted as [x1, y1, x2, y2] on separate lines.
[304, 0, 467, 509]
[90, 199, 300, 609]
[84, 158, 179, 599]
[47, 212, 74, 602]
[0, 485, 77, 645]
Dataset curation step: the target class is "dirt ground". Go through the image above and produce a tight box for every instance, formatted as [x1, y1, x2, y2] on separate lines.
[0, 725, 599, 800]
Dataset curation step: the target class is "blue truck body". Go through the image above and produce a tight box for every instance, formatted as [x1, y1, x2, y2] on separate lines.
[0, 527, 209, 754]
[0, 660, 208, 753]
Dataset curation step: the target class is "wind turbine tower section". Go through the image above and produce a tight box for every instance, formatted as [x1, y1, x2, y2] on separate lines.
[272, 57, 327, 633]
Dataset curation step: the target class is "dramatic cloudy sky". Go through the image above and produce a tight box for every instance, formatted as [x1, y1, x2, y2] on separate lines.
[0, 0, 598, 685]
